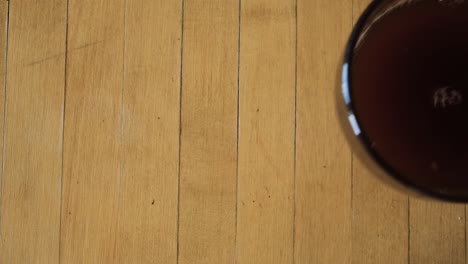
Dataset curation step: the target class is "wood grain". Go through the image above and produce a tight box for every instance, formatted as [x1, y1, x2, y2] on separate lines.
[352, 159, 409, 264]
[236, 0, 296, 263]
[60, 0, 125, 262]
[351, 1, 409, 263]
[410, 200, 465, 264]
[0, 1, 466, 263]
[295, 1, 352, 263]
[0, 1, 66, 263]
[0, 1, 6, 177]
[114, 1, 182, 263]
[0, 2, 8, 239]
[178, 0, 239, 263]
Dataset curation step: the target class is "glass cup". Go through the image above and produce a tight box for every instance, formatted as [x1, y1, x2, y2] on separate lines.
[339, 0, 468, 202]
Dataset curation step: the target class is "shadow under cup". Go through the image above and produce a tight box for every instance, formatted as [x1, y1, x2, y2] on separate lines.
[341, 0, 468, 201]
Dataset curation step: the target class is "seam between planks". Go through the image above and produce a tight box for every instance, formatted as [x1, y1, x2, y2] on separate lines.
[408, 197, 411, 264]
[292, 0, 298, 263]
[58, 0, 70, 262]
[0, 0, 10, 235]
[176, 0, 185, 263]
[234, 0, 241, 263]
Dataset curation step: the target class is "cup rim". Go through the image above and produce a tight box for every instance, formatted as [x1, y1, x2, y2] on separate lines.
[341, 0, 468, 202]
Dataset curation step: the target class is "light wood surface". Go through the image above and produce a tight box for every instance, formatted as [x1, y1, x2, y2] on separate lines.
[179, 0, 238, 263]
[295, 1, 353, 263]
[0, 1, 66, 263]
[0, 1, 466, 263]
[60, 0, 125, 263]
[116, 0, 181, 263]
[237, 0, 295, 263]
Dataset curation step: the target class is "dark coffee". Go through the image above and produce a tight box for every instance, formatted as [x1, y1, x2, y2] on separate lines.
[351, 0, 468, 195]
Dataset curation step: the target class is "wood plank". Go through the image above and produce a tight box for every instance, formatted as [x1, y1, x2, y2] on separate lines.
[0, 0, 66, 263]
[352, 161, 408, 264]
[294, 1, 352, 263]
[114, 0, 182, 263]
[0, 2, 8, 232]
[236, 0, 295, 263]
[410, 200, 465, 264]
[60, 0, 125, 262]
[178, 0, 239, 263]
[351, 1, 409, 263]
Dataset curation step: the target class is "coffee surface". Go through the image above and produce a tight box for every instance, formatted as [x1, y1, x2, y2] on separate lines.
[352, 0, 468, 194]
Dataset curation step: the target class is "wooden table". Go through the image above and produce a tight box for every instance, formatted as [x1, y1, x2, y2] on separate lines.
[0, 0, 465, 263]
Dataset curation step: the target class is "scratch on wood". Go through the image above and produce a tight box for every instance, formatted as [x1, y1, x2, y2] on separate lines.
[25, 39, 109, 67]
[72, 39, 107, 52]
[25, 53, 62, 67]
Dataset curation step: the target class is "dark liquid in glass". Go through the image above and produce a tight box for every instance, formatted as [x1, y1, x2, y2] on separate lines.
[352, 0, 468, 195]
